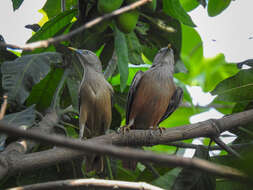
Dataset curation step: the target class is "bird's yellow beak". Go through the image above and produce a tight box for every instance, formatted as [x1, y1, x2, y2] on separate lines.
[68, 47, 77, 51]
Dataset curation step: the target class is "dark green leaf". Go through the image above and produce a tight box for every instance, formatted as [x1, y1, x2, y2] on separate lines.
[152, 168, 181, 189]
[114, 27, 129, 91]
[1, 52, 62, 105]
[11, 0, 24, 11]
[43, 0, 78, 19]
[172, 147, 216, 190]
[26, 68, 64, 111]
[0, 105, 36, 150]
[216, 180, 250, 190]
[211, 69, 253, 102]
[126, 32, 144, 65]
[163, 0, 196, 27]
[66, 77, 79, 111]
[207, 0, 231, 17]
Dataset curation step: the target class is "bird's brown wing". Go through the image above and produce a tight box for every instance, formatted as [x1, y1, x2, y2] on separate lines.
[159, 87, 183, 124]
[126, 71, 144, 124]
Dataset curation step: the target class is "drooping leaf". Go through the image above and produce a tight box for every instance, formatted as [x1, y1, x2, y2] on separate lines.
[26, 68, 64, 111]
[42, 0, 78, 19]
[0, 105, 36, 151]
[207, 0, 231, 17]
[172, 147, 216, 190]
[66, 77, 79, 111]
[1, 52, 62, 105]
[125, 32, 144, 65]
[211, 69, 253, 102]
[114, 26, 129, 91]
[11, 0, 24, 11]
[163, 0, 196, 27]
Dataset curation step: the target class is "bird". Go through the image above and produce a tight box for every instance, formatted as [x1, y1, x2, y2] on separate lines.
[69, 47, 113, 173]
[122, 45, 183, 170]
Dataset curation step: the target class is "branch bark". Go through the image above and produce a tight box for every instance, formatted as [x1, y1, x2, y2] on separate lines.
[7, 178, 163, 190]
[0, 109, 252, 181]
[0, 0, 151, 51]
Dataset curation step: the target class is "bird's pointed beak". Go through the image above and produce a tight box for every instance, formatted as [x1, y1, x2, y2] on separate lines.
[68, 47, 83, 55]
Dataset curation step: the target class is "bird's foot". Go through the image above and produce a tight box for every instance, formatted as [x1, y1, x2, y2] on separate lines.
[149, 126, 166, 135]
[118, 124, 132, 134]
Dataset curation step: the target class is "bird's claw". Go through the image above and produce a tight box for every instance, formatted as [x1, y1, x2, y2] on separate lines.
[118, 125, 131, 134]
[149, 126, 165, 135]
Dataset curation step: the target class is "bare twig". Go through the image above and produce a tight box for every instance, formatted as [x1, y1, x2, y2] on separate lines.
[0, 0, 151, 51]
[7, 178, 163, 190]
[0, 95, 8, 120]
[214, 137, 243, 159]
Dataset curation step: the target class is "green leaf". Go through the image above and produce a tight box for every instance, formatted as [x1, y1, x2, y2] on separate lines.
[66, 77, 79, 111]
[114, 27, 129, 91]
[126, 32, 144, 65]
[28, 9, 77, 43]
[179, 0, 199, 12]
[163, 0, 196, 27]
[1, 52, 62, 105]
[216, 180, 250, 190]
[11, 0, 24, 11]
[172, 147, 215, 190]
[211, 69, 253, 102]
[0, 105, 36, 150]
[152, 168, 181, 189]
[207, 0, 231, 17]
[26, 68, 64, 111]
[43, 0, 78, 19]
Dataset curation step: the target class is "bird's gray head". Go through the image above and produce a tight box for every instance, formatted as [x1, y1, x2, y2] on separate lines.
[70, 48, 102, 73]
[152, 45, 175, 68]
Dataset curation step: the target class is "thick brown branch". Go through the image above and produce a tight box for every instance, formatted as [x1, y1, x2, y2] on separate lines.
[0, 0, 151, 51]
[0, 109, 252, 181]
[7, 178, 163, 190]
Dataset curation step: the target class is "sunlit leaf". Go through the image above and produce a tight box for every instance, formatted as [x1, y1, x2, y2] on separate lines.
[179, 0, 199, 12]
[211, 69, 253, 102]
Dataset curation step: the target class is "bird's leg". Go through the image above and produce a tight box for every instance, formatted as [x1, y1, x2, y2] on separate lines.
[118, 119, 134, 134]
[79, 123, 91, 139]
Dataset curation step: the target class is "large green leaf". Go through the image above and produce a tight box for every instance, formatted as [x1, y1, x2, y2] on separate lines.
[211, 69, 253, 102]
[207, 0, 231, 17]
[42, 0, 78, 19]
[1, 53, 62, 105]
[0, 105, 36, 150]
[163, 0, 195, 27]
[11, 0, 24, 11]
[172, 147, 215, 190]
[126, 32, 144, 65]
[114, 27, 129, 92]
[26, 68, 64, 111]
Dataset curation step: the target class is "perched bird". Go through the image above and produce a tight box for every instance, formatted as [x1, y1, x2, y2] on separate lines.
[69, 47, 113, 173]
[123, 45, 183, 169]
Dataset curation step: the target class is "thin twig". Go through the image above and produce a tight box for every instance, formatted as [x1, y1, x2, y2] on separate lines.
[214, 137, 243, 159]
[0, 95, 7, 120]
[0, 0, 151, 51]
[7, 178, 163, 190]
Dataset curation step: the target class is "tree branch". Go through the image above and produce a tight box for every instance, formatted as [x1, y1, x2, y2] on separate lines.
[0, 109, 252, 181]
[0, 0, 151, 51]
[7, 178, 163, 190]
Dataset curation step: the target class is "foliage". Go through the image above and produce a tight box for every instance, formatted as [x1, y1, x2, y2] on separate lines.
[0, 0, 252, 189]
